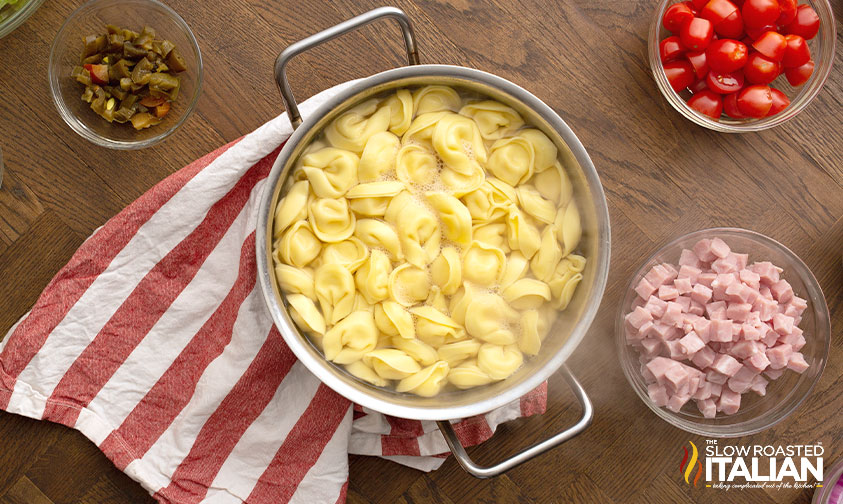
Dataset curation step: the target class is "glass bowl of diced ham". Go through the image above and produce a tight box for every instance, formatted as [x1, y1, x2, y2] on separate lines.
[616, 227, 830, 437]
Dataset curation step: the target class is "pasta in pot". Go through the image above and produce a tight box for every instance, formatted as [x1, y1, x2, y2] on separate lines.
[271, 85, 589, 397]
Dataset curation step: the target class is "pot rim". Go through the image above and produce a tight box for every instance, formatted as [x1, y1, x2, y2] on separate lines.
[256, 64, 611, 420]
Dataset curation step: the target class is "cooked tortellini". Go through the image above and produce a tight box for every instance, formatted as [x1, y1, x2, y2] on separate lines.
[272, 85, 588, 397]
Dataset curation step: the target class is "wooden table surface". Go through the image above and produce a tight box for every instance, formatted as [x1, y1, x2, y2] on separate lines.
[0, 0, 841, 503]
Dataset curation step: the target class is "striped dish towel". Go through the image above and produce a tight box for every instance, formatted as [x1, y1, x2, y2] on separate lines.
[0, 80, 547, 504]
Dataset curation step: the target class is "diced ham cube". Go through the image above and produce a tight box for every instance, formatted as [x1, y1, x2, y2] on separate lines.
[679, 331, 706, 355]
[783, 304, 801, 320]
[675, 296, 692, 313]
[727, 365, 758, 394]
[644, 295, 668, 318]
[770, 279, 794, 304]
[674, 277, 693, 295]
[689, 301, 705, 316]
[787, 352, 809, 373]
[706, 369, 729, 385]
[658, 284, 679, 301]
[692, 318, 711, 342]
[759, 285, 773, 299]
[690, 284, 713, 305]
[749, 374, 768, 396]
[766, 344, 793, 369]
[666, 340, 689, 360]
[731, 322, 742, 342]
[640, 337, 662, 357]
[730, 340, 762, 360]
[692, 381, 712, 400]
[751, 261, 781, 286]
[663, 364, 690, 394]
[698, 398, 717, 418]
[733, 253, 748, 270]
[667, 393, 691, 413]
[709, 319, 733, 342]
[693, 239, 717, 262]
[745, 351, 771, 373]
[641, 362, 656, 383]
[647, 383, 669, 407]
[635, 277, 657, 300]
[753, 296, 778, 322]
[790, 296, 808, 315]
[712, 255, 739, 274]
[717, 389, 741, 415]
[662, 302, 684, 327]
[741, 324, 762, 341]
[635, 321, 654, 341]
[679, 248, 701, 267]
[645, 357, 676, 380]
[706, 301, 727, 320]
[727, 283, 758, 304]
[772, 313, 795, 336]
[711, 274, 736, 301]
[678, 264, 702, 282]
[645, 264, 677, 288]
[745, 311, 762, 326]
[625, 306, 653, 329]
[653, 323, 680, 341]
[726, 302, 752, 323]
[691, 345, 716, 369]
[781, 328, 806, 351]
[709, 382, 723, 398]
[710, 237, 731, 258]
[739, 268, 761, 289]
[764, 368, 784, 380]
[697, 272, 717, 288]
[761, 326, 779, 347]
[711, 353, 743, 376]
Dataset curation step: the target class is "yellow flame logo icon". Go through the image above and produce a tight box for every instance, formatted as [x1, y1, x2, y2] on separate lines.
[679, 441, 703, 487]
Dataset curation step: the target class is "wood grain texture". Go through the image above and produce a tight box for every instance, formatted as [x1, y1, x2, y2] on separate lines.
[0, 0, 841, 503]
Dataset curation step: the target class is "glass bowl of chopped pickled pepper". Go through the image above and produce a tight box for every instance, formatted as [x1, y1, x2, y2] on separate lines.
[49, 0, 202, 149]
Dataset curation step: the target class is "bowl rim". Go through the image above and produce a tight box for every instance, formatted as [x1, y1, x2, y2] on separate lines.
[256, 64, 612, 421]
[0, 0, 46, 39]
[648, 0, 837, 132]
[616, 226, 831, 437]
[48, 0, 203, 150]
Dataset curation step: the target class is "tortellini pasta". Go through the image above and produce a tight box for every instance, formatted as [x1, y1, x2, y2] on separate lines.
[271, 85, 588, 397]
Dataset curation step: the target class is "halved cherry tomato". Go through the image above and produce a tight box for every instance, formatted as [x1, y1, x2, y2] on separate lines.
[767, 88, 790, 115]
[706, 39, 748, 72]
[663, 2, 696, 32]
[683, 0, 700, 15]
[731, 0, 745, 7]
[737, 84, 773, 117]
[686, 50, 710, 78]
[751, 31, 786, 61]
[701, 0, 738, 25]
[742, 0, 780, 28]
[745, 22, 776, 39]
[723, 91, 745, 117]
[681, 17, 715, 51]
[691, 0, 710, 9]
[688, 89, 724, 118]
[776, 0, 798, 26]
[664, 60, 697, 91]
[744, 52, 781, 84]
[660, 36, 686, 62]
[83, 63, 109, 85]
[782, 34, 810, 68]
[689, 78, 709, 93]
[782, 4, 820, 40]
[706, 69, 745, 93]
[715, 10, 745, 38]
[784, 59, 814, 86]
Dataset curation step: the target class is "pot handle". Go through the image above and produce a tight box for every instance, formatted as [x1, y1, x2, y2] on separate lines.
[436, 364, 593, 478]
[274, 6, 420, 129]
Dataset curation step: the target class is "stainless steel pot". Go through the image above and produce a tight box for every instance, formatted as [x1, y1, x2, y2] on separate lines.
[256, 7, 611, 478]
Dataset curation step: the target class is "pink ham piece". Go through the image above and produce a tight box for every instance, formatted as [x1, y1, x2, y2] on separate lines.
[691, 345, 716, 369]
[644, 295, 668, 318]
[739, 269, 761, 289]
[709, 319, 733, 342]
[690, 283, 713, 304]
[674, 277, 693, 295]
[679, 331, 706, 355]
[767, 344, 793, 369]
[711, 353, 743, 377]
[658, 284, 679, 301]
[726, 302, 752, 323]
[787, 352, 809, 373]
[712, 255, 739, 274]
[749, 374, 768, 396]
[635, 277, 657, 300]
[717, 389, 741, 415]
[772, 313, 795, 335]
[727, 365, 758, 394]
[770, 279, 794, 304]
[625, 306, 653, 329]
[697, 272, 717, 288]
[698, 398, 717, 419]
[709, 237, 731, 258]
[648, 383, 670, 407]
[661, 302, 684, 327]
[751, 261, 781, 286]
[679, 249, 701, 268]
[667, 393, 691, 413]
[745, 351, 771, 373]
[645, 264, 677, 288]
[678, 264, 702, 282]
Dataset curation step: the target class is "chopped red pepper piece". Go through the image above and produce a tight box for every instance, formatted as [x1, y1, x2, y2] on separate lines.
[84, 64, 109, 85]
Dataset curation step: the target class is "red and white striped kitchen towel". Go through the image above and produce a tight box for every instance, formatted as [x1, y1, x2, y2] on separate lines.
[0, 81, 546, 504]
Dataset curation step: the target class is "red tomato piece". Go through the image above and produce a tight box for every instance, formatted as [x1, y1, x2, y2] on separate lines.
[751, 31, 786, 61]
[663, 3, 696, 32]
[664, 60, 697, 92]
[660, 36, 686, 62]
[691, 0, 710, 9]
[776, 0, 798, 26]
[723, 92, 745, 117]
[681, 17, 715, 51]
[706, 69, 745, 93]
[706, 39, 749, 72]
[742, 0, 780, 28]
[744, 52, 781, 84]
[701, 0, 738, 25]
[686, 50, 710, 78]
[745, 22, 777, 39]
[737, 85, 773, 117]
[782, 4, 820, 40]
[784, 59, 814, 86]
[767, 88, 790, 115]
[688, 89, 724, 118]
[84, 63, 109, 85]
[683, 0, 700, 15]
[782, 34, 810, 68]
[689, 78, 709, 93]
[715, 10, 744, 38]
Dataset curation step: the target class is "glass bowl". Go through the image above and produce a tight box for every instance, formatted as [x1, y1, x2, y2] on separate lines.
[0, 0, 45, 39]
[48, 0, 203, 149]
[648, 0, 836, 132]
[616, 228, 830, 437]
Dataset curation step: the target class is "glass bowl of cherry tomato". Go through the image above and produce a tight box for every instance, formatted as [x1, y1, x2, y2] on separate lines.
[649, 0, 835, 132]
